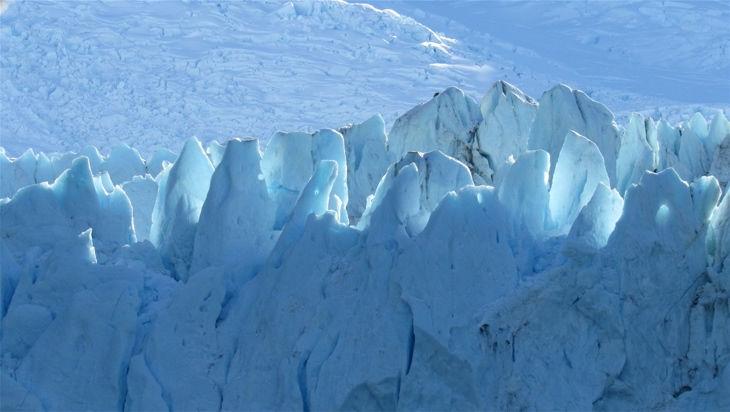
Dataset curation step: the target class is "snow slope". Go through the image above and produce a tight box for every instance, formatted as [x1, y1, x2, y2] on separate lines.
[3, 0, 725, 157]
[0, 0, 493, 155]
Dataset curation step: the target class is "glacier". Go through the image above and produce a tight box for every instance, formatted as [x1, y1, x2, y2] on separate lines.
[1, 80, 730, 411]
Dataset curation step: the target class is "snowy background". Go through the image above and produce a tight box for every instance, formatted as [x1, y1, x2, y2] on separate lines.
[1, 0, 727, 155]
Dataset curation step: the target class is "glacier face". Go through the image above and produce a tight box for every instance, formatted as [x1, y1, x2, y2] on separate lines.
[1, 81, 730, 411]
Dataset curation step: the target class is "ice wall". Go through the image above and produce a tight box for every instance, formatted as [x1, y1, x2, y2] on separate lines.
[1, 81, 729, 411]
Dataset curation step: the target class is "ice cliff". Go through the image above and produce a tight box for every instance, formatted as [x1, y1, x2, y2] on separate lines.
[1, 81, 729, 411]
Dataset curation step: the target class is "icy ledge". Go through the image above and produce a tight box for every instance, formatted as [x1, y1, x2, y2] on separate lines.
[1, 81, 729, 411]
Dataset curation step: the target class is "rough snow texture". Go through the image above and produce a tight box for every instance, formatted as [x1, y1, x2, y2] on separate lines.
[1, 81, 729, 412]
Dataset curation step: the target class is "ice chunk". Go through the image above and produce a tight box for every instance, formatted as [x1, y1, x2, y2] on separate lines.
[708, 111, 729, 150]
[475, 80, 538, 184]
[262, 128, 349, 228]
[498, 149, 551, 238]
[1, 239, 21, 316]
[219, 212, 368, 411]
[598, 168, 720, 408]
[566, 183, 624, 250]
[359, 150, 473, 238]
[0, 149, 37, 197]
[1, 372, 44, 411]
[146, 147, 177, 178]
[104, 143, 146, 184]
[12, 265, 143, 410]
[339, 114, 391, 221]
[528, 84, 620, 186]
[149, 137, 214, 279]
[312, 129, 349, 225]
[270, 160, 340, 264]
[394, 186, 519, 409]
[74, 228, 98, 264]
[286, 161, 339, 236]
[261, 131, 312, 227]
[80, 145, 106, 172]
[359, 161, 420, 253]
[0, 149, 17, 198]
[615, 113, 657, 194]
[122, 174, 158, 241]
[608, 168, 712, 267]
[689, 112, 709, 139]
[97, 170, 114, 193]
[206, 140, 227, 168]
[549, 131, 610, 233]
[708, 191, 730, 274]
[690, 175, 720, 225]
[140, 267, 225, 411]
[710, 135, 730, 188]
[387, 87, 483, 181]
[1, 156, 135, 256]
[3, 82, 730, 411]
[124, 355, 168, 412]
[191, 139, 278, 282]
[656, 119, 681, 171]
[44, 151, 78, 183]
[34, 151, 56, 184]
[677, 120, 712, 180]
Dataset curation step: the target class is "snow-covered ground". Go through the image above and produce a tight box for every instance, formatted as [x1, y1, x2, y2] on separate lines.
[2, 0, 726, 156]
[0, 0, 489, 155]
